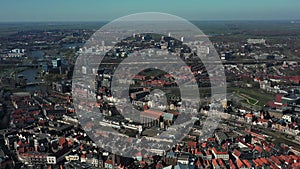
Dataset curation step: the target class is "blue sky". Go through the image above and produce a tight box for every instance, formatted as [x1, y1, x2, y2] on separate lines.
[0, 0, 300, 22]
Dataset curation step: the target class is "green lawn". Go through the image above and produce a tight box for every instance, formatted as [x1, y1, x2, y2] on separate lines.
[228, 87, 274, 107]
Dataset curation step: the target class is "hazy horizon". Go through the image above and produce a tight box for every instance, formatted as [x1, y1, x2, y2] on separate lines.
[0, 19, 299, 24]
[1, 0, 300, 22]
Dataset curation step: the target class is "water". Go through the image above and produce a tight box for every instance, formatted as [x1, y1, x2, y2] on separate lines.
[18, 68, 46, 92]
[29, 50, 44, 59]
[63, 43, 83, 49]
[19, 68, 39, 82]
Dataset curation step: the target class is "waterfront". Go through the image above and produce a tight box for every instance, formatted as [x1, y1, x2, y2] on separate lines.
[17, 68, 46, 92]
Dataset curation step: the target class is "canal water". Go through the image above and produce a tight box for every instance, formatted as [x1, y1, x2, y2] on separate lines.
[29, 50, 44, 59]
[18, 68, 46, 92]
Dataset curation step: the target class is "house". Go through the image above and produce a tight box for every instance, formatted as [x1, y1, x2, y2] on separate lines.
[215, 132, 229, 144]
[140, 109, 163, 128]
[177, 154, 189, 165]
[164, 152, 177, 166]
[204, 151, 212, 160]
[229, 159, 237, 169]
[211, 159, 220, 169]
[257, 118, 269, 127]
[104, 159, 113, 169]
[45, 109, 67, 119]
[174, 163, 195, 169]
[282, 114, 293, 123]
[232, 149, 241, 160]
[218, 158, 226, 169]
[195, 158, 203, 169]
[211, 148, 229, 160]
[236, 158, 247, 169]
[245, 114, 254, 123]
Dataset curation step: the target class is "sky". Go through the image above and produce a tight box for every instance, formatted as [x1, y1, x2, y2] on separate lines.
[0, 0, 300, 22]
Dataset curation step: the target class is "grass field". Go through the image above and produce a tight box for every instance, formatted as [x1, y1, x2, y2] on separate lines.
[228, 87, 274, 107]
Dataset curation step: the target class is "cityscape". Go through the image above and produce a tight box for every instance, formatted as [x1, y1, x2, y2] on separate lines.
[0, 1, 300, 169]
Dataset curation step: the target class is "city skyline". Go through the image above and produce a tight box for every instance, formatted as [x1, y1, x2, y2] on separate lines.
[1, 0, 300, 22]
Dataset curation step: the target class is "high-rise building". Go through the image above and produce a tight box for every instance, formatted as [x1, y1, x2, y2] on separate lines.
[52, 58, 62, 68]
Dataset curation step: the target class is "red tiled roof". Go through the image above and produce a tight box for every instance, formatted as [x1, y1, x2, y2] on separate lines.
[68, 140, 72, 146]
[291, 162, 300, 168]
[279, 155, 286, 162]
[252, 159, 259, 167]
[17, 140, 23, 146]
[260, 158, 270, 165]
[255, 145, 263, 153]
[195, 157, 202, 167]
[258, 118, 269, 123]
[245, 130, 265, 139]
[105, 159, 113, 165]
[141, 110, 163, 119]
[212, 159, 218, 167]
[270, 163, 280, 169]
[264, 145, 271, 152]
[255, 158, 264, 166]
[290, 154, 300, 161]
[285, 156, 293, 164]
[207, 138, 216, 142]
[243, 160, 251, 168]
[204, 159, 210, 166]
[58, 137, 67, 146]
[166, 111, 179, 116]
[212, 147, 228, 155]
[175, 144, 180, 151]
[136, 151, 142, 157]
[233, 149, 241, 157]
[245, 113, 254, 118]
[218, 158, 225, 167]
[237, 159, 244, 168]
[156, 163, 163, 169]
[289, 76, 300, 83]
[230, 159, 237, 169]
[270, 156, 281, 165]
[188, 141, 196, 147]
[18, 147, 25, 153]
[275, 94, 283, 103]
[140, 160, 147, 165]
[195, 148, 203, 155]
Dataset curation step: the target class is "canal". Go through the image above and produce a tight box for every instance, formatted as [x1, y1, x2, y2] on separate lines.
[18, 68, 47, 92]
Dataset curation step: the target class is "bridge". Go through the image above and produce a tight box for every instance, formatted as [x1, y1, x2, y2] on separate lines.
[26, 81, 46, 86]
